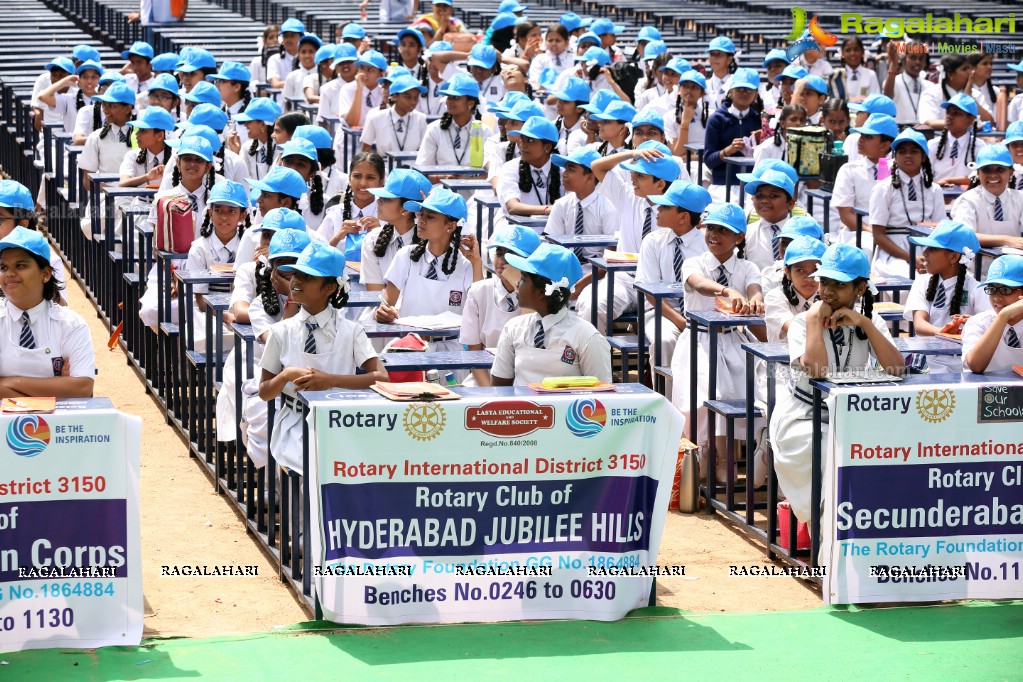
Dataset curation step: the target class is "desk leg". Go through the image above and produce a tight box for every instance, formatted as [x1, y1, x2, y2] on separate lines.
[636, 289, 646, 384]
[590, 262, 599, 329]
[744, 352, 755, 526]
[766, 360, 778, 560]
[810, 387, 822, 568]
[688, 320, 697, 443]
[909, 242, 917, 281]
[823, 198, 831, 236]
[855, 213, 862, 251]
[605, 271, 615, 336]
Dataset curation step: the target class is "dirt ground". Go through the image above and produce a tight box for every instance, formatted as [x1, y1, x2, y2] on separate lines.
[69, 278, 819, 638]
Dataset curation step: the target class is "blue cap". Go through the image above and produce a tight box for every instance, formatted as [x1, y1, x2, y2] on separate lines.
[488, 224, 541, 257]
[148, 73, 180, 96]
[642, 40, 668, 61]
[577, 32, 601, 49]
[172, 135, 215, 162]
[0, 181, 35, 211]
[775, 63, 808, 82]
[75, 60, 104, 76]
[299, 33, 324, 50]
[491, 90, 531, 115]
[552, 77, 591, 104]
[128, 106, 176, 131]
[467, 44, 499, 70]
[580, 88, 621, 115]
[979, 255, 1023, 288]
[403, 187, 468, 222]
[498, 0, 527, 13]
[45, 57, 75, 74]
[702, 202, 747, 234]
[123, 41, 154, 60]
[1006, 121, 1023, 144]
[849, 93, 896, 115]
[589, 99, 636, 123]
[631, 108, 666, 132]
[341, 22, 366, 40]
[279, 137, 319, 163]
[369, 168, 432, 202]
[941, 93, 979, 117]
[332, 43, 359, 66]
[551, 146, 602, 170]
[637, 26, 662, 42]
[431, 0, 453, 5]
[648, 180, 712, 213]
[500, 99, 545, 122]
[151, 52, 180, 72]
[438, 72, 480, 99]
[170, 124, 222, 153]
[247, 166, 308, 199]
[72, 45, 102, 63]
[813, 243, 871, 282]
[313, 45, 336, 65]
[620, 141, 681, 183]
[659, 57, 692, 76]
[280, 18, 305, 34]
[99, 72, 125, 86]
[396, 28, 426, 47]
[783, 236, 826, 266]
[909, 219, 981, 256]
[730, 67, 760, 91]
[505, 242, 583, 288]
[679, 70, 708, 90]
[207, 61, 251, 83]
[507, 116, 559, 143]
[259, 207, 307, 232]
[0, 227, 50, 263]
[293, 124, 332, 150]
[744, 169, 796, 198]
[775, 215, 824, 242]
[388, 74, 428, 95]
[489, 12, 521, 32]
[279, 242, 345, 278]
[850, 113, 899, 140]
[891, 128, 928, 154]
[269, 228, 312, 260]
[234, 97, 282, 124]
[559, 13, 586, 32]
[355, 50, 387, 72]
[178, 103, 227, 132]
[176, 48, 216, 73]
[184, 81, 222, 106]
[707, 36, 736, 54]
[736, 158, 798, 187]
[762, 49, 789, 67]
[425, 41, 453, 57]
[575, 46, 610, 67]
[590, 18, 624, 36]
[971, 144, 1015, 171]
[208, 179, 249, 208]
[801, 75, 828, 95]
[93, 81, 135, 105]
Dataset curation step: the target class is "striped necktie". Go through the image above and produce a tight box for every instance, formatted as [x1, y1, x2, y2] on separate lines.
[770, 224, 781, 260]
[118, 127, 127, 143]
[1007, 328, 1021, 349]
[394, 234, 404, 249]
[994, 196, 1004, 221]
[642, 206, 653, 238]
[533, 321, 545, 349]
[534, 170, 545, 189]
[555, 53, 561, 67]
[396, 117, 404, 133]
[304, 321, 317, 354]
[933, 282, 947, 309]
[871, 164, 878, 180]
[803, 300, 811, 311]
[366, 91, 373, 108]
[259, 145, 267, 164]
[505, 294, 516, 312]
[573, 204, 586, 259]
[425, 259, 438, 280]
[715, 265, 728, 287]
[19, 311, 35, 349]
[950, 139, 959, 160]
[830, 327, 846, 348]
[906, 178, 917, 202]
[673, 236, 684, 282]
[850, 69, 858, 81]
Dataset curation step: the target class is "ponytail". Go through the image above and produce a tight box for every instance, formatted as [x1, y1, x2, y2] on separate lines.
[950, 264, 967, 316]
[309, 173, 324, 215]
[441, 223, 461, 275]
[856, 287, 873, 341]
[255, 260, 281, 316]
[781, 274, 799, 306]
[328, 280, 349, 308]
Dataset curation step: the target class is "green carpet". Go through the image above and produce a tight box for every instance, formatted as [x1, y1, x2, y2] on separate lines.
[3, 602, 1022, 681]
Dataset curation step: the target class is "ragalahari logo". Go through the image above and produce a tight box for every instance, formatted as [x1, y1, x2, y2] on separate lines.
[785, 8, 840, 62]
[7, 415, 51, 457]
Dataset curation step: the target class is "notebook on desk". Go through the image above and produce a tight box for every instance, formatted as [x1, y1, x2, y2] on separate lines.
[826, 371, 903, 385]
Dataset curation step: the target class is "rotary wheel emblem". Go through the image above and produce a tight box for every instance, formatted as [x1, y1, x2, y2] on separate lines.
[915, 389, 955, 424]
[403, 403, 446, 441]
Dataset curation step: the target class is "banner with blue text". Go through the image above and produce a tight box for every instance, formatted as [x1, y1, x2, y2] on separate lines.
[308, 386, 684, 625]
[823, 382, 1023, 604]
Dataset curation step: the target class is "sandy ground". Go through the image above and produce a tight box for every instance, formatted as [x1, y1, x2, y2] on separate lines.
[67, 277, 819, 638]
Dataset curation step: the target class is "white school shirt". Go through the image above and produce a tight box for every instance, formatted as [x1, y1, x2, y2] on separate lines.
[759, 83, 780, 112]
[1008, 93, 1023, 125]
[241, 140, 271, 181]
[744, 216, 789, 271]
[544, 190, 619, 260]
[316, 198, 379, 244]
[681, 251, 761, 313]
[337, 81, 385, 127]
[265, 52, 298, 85]
[843, 65, 880, 101]
[260, 306, 376, 389]
[230, 260, 258, 308]
[868, 170, 946, 229]
[918, 85, 960, 125]
[186, 232, 240, 294]
[418, 76, 448, 117]
[384, 246, 475, 312]
[635, 82, 668, 112]
[459, 276, 520, 348]
[753, 135, 787, 165]
[50, 92, 89, 135]
[555, 118, 583, 156]
[799, 58, 833, 78]
[302, 72, 327, 99]
[903, 271, 990, 327]
[962, 311, 1023, 373]
[359, 224, 415, 287]
[119, 146, 167, 181]
[663, 98, 708, 147]
[565, 127, 590, 155]
[892, 73, 932, 125]
[0, 299, 95, 379]
[928, 132, 985, 182]
[528, 51, 573, 88]
[31, 71, 52, 107]
[317, 78, 343, 123]
[831, 157, 880, 238]
[73, 104, 103, 140]
[490, 307, 612, 384]
[485, 137, 518, 179]
[283, 65, 315, 103]
[635, 227, 707, 311]
[361, 106, 428, 155]
[706, 73, 732, 112]
[598, 169, 656, 254]
[971, 84, 995, 119]
[496, 159, 555, 215]
[124, 73, 155, 96]
[950, 186, 1023, 240]
[416, 118, 489, 167]
[764, 286, 815, 342]
[476, 73, 506, 107]
[79, 124, 133, 173]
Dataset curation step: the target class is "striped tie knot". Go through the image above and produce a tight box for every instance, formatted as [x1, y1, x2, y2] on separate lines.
[642, 206, 653, 238]
[304, 321, 318, 354]
[994, 196, 1004, 222]
[770, 224, 781, 261]
[830, 327, 846, 348]
[950, 139, 959, 160]
[715, 265, 728, 287]
[533, 321, 545, 349]
[1007, 328, 1021, 349]
[673, 237, 684, 282]
[933, 282, 947, 309]
[906, 178, 917, 202]
[425, 259, 439, 280]
[19, 311, 35, 349]
[395, 235, 404, 249]
[505, 295, 516, 312]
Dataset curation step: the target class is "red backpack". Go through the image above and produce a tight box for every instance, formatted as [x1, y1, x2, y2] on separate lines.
[155, 195, 196, 253]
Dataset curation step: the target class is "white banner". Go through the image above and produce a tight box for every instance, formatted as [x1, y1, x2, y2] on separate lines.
[307, 386, 684, 625]
[0, 403, 142, 652]
[823, 382, 1023, 604]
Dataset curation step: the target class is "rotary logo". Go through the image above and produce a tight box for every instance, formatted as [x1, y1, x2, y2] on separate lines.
[916, 389, 956, 424]
[403, 403, 446, 441]
[566, 398, 606, 438]
[7, 416, 51, 457]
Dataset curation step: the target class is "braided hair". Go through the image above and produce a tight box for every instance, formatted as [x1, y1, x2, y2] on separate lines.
[337, 151, 386, 217]
[254, 259, 282, 316]
[135, 144, 172, 166]
[891, 155, 935, 190]
[736, 239, 746, 260]
[924, 264, 967, 316]
[934, 121, 978, 163]
[644, 53, 670, 94]
[674, 94, 711, 128]
[247, 123, 275, 160]
[91, 100, 102, 132]
[410, 220, 462, 276]
[439, 97, 481, 130]
[373, 220, 421, 258]
[773, 104, 807, 148]
[939, 54, 969, 102]
[327, 278, 350, 308]
[853, 278, 873, 341]
[525, 272, 570, 314]
[505, 139, 517, 162]
[516, 158, 562, 204]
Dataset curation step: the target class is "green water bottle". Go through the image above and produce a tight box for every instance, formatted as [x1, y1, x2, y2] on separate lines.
[469, 120, 484, 168]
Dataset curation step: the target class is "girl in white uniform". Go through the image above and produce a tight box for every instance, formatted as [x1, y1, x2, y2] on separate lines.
[375, 188, 484, 354]
[950, 145, 1023, 257]
[360, 74, 428, 157]
[265, 18, 304, 89]
[237, 166, 310, 263]
[830, 113, 896, 249]
[360, 168, 433, 291]
[868, 128, 944, 278]
[764, 236, 825, 343]
[0, 228, 95, 398]
[461, 225, 542, 386]
[491, 242, 611, 386]
[741, 170, 797, 271]
[550, 77, 589, 155]
[260, 243, 385, 472]
[229, 208, 307, 325]
[669, 203, 765, 474]
[318, 151, 383, 257]
[904, 220, 988, 374]
[771, 243, 905, 524]
[496, 116, 563, 230]
[928, 93, 984, 186]
[276, 138, 329, 233]
[415, 73, 489, 169]
[233, 97, 283, 183]
[0, 181, 66, 291]
[282, 35, 320, 105]
[120, 106, 174, 190]
[962, 255, 1023, 374]
[142, 73, 182, 124]
[664, 68, 710, 153]
[38, 60, 101, 137]
[758, 215, 825, 298]
[78, 81, 137, 177]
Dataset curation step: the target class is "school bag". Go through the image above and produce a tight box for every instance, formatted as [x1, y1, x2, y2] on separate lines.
[382, 332, 430, 383]
[155, 194, 197, 253]
[785, 125, 828, 177]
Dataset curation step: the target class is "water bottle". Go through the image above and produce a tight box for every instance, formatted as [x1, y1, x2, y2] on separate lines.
[469, 120, 484, 168]
[425, 370, 440, 383]
[677, 440, 700, 513]
[444, 372, 458, 387]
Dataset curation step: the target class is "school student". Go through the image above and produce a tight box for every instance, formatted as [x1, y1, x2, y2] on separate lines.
[797, 45, 832, 79]
[416, 73, 489, 168]
[742, 169, 798, 270]
[230, 208, 307, 326]
[496, 116, 562, 226]
[588, 100, 635, 156]
[0, 228, 94, 398]
[820, 98, 850, 141]
[666, 70, 710, 156]
[467, 44, 506, 107]
[842, 94, 896, 164]
[919, 54, 983, 130]
[236, 166, 309, 263]
[552, 47, 624, 103]
[319, 151, 384, 252]
[759, 215, 825, 296]
[759, 49, 789, 112]
[360, 169, 433, 292]
[704, 68, 761, 202]
[139, 73, 181, 123]
[317, 44, 358, 124]
[491, 243, 612, 386]
[338, 50, 389, 128]
[869, 128, 945, 278]
[529, 23, 573, 90]
[796, 75, 828, 124]
[831, 113, 897, 247]
[950, 145, 1023, 252]
[1008, 121, 1023, 188]
[177, 49, 219, 97]
[764, 235, 826, 342]
[419, 40, 454, 117]
[827, 36, 880, 102]
[266, 18, 305, 89]
[967, 53, 999, 127]
[301, 44, 336, 105]
[120, 106, 174, 187]
[187, 179, 249, 300]
[545, 146, 619, 268]
[78, 82, 137, 178]
[704, 36, 737, 112]
[1008, 59, 1023, 125]
[0, 181, 67, 289]
[282, 34, 322, 106]
[38, 60, 103, 137]
[550, 77, 590, 155]
[929, 93, 985, 186]
[259, 242, 387, 472]
[232, 97, 282, 182]
[207, 61, 253, 131]
[360, 74, 428, 156]
[486, 97, 538, 178]
[962, 255, 1023, 374]
[771, 243, 905, 523]
[122, 41, 155, 95]
[273, 137, 327, 232]
[753, 104, 806, 165]
[882, 41, 932, 126]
